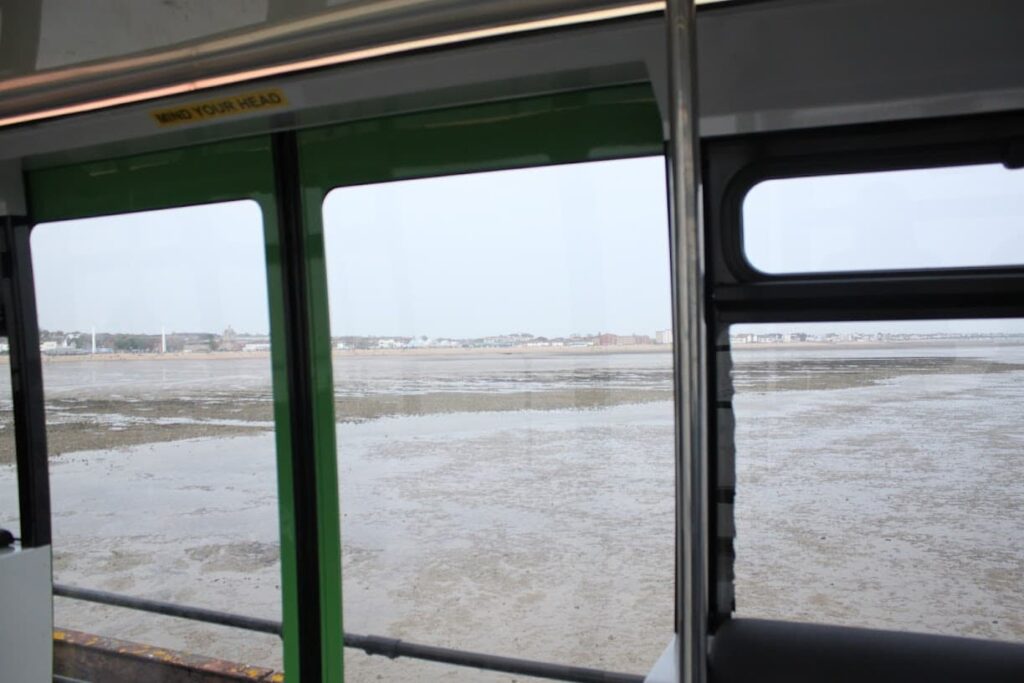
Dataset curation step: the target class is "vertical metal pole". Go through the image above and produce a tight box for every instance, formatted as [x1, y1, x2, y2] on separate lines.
[666, 2, 707, 682]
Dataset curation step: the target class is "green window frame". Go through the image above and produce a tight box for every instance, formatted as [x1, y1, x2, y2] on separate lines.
[26, 136, 319, 681]
[295, 82, 664, 679]
[25, 81, 664, 682]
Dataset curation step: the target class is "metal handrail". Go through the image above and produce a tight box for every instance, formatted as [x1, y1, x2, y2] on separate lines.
[54, 583, 645, 683]
[54, 583, 281, 636]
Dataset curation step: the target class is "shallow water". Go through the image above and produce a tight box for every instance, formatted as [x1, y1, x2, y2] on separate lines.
[0, 351, 677, 680]
[733, 347, 1024, 641]
[5, 401, 674, 679]
[0, 344, 1021, 680]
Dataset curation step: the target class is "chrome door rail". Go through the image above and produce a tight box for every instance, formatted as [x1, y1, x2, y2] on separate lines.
[666, 0, 708, 681]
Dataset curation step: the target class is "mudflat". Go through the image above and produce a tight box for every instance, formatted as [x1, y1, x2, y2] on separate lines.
[0, 344, 1022, 680]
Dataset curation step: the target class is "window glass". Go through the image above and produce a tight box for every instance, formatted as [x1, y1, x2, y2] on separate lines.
[0, 338, 16, 538]
[32, 202, 284, 676]
[730, 319, 1024, 641]
[323, 157, 675, 680]
[743, 164, 1024, 274]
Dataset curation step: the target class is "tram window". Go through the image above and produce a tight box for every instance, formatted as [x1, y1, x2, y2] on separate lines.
[31, 202, 284, 673]
[322, 157, 675, 679]
[728, 319, 1024, 642]
[0, 338, 16, 535]
[742, 163, 1024, 274]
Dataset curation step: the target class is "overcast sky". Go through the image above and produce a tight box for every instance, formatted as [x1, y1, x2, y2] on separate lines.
[32, 200, 269, 335]
[741, 162, 1024, 335]
[745, 163, 1024, 274]
[28, 156, 1024, 338]
[323, 157, 671, 339]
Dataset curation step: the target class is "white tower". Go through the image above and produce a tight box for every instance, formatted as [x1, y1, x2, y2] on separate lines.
[91, 326, 96, 354]
[161, 326, 167, 354]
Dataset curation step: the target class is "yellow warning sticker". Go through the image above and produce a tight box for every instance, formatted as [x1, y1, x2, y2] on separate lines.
[150, 88, 289, 126]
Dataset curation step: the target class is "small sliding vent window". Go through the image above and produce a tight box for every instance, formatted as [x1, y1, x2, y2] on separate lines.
[743, 163, 1024, 274]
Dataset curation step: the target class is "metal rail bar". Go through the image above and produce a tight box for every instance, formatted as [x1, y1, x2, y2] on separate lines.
[344, 634, 645, 683]
[53, 583, 645, 683]
[666, 0, 707, 682]
[53, 583, 282, 636]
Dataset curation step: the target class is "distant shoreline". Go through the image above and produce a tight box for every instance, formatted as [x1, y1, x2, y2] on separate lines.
[731, 338, 1024, 352]
[35, 350, 268, 363]
[27, 344, 673, 363]
[332, 344, 671, 358]
[21, 337, 1024, 363]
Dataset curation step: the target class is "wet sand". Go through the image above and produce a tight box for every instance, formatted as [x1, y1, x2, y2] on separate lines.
[0, 351, 672, 464]
[37, 404, 676, 680]
[731, 343, 1024, 642]
[1, 344, 1022, 679]
[1, 388, 673, 464]
[733, 355, 1024, 392]
[1, 351, 677, 680]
